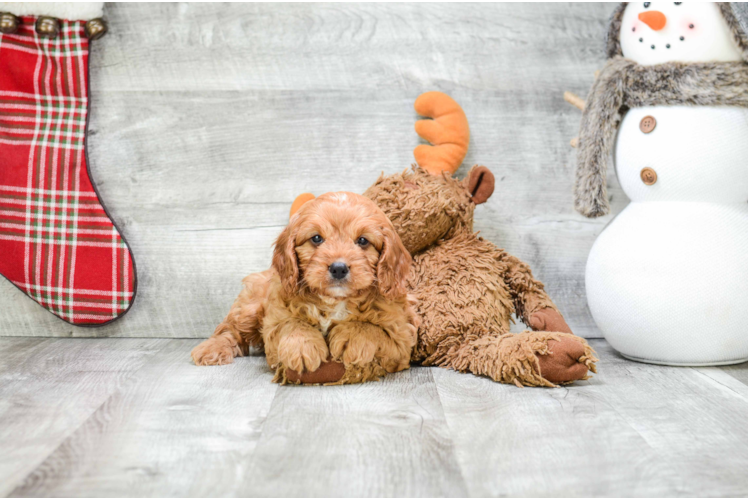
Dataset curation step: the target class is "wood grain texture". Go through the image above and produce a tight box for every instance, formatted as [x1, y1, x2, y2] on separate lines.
[2, 338, 748, 496]
[246, 368, 467, 497]
[0, 3, 622, 337]
[434, 340, 748, 497]
[719, 360, 748, 386]
[0, 338, 167, 496]
[7, 340, 278, 497]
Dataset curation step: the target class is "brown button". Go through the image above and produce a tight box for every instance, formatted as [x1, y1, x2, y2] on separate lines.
[640, 115, 657, 134]
[640, 167, 657, 185]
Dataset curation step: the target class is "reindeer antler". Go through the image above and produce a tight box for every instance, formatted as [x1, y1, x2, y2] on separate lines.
[413, 91, 470, 176]
[289, 193, 315, 219]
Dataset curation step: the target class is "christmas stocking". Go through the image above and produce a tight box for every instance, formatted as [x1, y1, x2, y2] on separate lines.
[0, 3, 136, 326]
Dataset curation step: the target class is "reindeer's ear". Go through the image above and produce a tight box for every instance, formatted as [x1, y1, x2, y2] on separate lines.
[272, 223, 299, 297]
[467, 165, 495, 205]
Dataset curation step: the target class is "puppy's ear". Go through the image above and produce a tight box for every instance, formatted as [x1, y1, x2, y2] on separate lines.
[377, 224, 411, 299]
[272, 223, 299, 297]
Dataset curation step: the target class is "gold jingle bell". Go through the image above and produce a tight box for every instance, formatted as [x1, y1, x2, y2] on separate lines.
[35, 16, 59, 38]
[0, 12, 20, 34]
[85, 18, 107, 40]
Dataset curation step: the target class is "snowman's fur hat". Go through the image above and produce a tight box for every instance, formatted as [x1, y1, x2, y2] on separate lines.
[575, 2, 748, 218]
[731, 2, 748, 49]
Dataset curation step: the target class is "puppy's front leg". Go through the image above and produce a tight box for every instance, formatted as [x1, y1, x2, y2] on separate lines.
[328, 321, 410, 373]
[265, 319, 329, 374]
[192, 271, 270, 366]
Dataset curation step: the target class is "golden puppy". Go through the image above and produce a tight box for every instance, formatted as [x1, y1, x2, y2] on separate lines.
[191, 192, 418, 383]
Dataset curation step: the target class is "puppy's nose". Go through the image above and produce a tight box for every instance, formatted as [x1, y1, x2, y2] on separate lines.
[329, 262, 349, 280]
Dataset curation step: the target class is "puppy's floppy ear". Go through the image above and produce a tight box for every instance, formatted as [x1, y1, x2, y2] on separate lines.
[272, 222, 299, 297]
[377, 223, 411, 299]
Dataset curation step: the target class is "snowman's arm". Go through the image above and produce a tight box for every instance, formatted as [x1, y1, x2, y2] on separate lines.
[564, 91, 585, 111]
[563, 91, 585, 148]
[498, 252, 561, 327]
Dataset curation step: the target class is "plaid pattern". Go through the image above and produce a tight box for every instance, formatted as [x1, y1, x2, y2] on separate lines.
[0, 17, 135, 325]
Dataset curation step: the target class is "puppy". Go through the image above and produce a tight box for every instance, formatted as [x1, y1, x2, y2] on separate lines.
[191, 192, 418, 383]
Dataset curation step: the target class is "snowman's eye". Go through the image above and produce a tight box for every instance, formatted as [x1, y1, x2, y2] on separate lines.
[643, 2, 651, 7]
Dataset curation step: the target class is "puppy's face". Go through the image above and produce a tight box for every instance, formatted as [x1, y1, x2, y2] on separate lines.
[273, 192, 410, 300]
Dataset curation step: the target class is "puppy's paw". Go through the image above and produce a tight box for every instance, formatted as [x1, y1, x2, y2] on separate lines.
[328, 328, 378, 367]
[278, 331, 329, 373]
[191, 338, 235, 366]
[379, 353, 410, 373]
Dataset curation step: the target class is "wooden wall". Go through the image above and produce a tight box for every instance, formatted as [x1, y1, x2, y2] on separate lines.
[0, 3, 625, 338]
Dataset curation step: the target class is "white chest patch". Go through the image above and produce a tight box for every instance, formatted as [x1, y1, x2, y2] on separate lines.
[316, 300, 350, 335]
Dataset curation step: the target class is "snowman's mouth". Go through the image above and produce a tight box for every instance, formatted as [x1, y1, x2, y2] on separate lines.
[632, 21, 694, 52]
[636, 35, 686, 50]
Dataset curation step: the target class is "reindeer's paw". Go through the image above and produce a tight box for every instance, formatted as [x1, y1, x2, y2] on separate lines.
[537, 335, 598, 384]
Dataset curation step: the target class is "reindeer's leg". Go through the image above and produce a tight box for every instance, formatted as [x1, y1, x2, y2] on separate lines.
[496, 251, 576, 335]
[439, 331, 597, 387]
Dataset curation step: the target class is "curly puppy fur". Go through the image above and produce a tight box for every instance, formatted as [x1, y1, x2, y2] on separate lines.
[575, 2, 748, 218]
[364, 166, 597, 387]
[191, 192, 419, 383]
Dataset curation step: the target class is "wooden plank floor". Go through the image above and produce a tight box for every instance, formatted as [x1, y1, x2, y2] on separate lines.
[2, 338, 748, 497]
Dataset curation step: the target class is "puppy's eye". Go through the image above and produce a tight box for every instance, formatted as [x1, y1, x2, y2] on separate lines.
[310, 235, 324, 245]
[356, 236, 369, 247]
[643, 2, 650, 7]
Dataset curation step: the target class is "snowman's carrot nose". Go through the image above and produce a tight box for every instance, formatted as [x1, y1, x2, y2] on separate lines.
[638, 10, 667, 31]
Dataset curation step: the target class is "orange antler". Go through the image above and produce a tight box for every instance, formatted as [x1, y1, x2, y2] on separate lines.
[289, 192, 315, 219]
[413, 91, 470, 176]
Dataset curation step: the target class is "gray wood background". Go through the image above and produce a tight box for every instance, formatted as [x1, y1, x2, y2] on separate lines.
[0, 2, 623, 338]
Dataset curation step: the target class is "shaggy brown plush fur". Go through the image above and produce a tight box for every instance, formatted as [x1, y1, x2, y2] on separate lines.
[363, 166, 597, 387]
[575, 2, 748, 218]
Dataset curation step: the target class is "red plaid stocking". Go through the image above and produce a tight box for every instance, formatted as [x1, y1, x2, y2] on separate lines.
[0, 14, 136, 326]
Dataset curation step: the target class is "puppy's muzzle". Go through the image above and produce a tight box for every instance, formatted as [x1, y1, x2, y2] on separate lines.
[328, 262, 349, 281]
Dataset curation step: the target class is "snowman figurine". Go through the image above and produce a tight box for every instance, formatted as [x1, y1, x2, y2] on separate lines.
[574, 2, 748, 365]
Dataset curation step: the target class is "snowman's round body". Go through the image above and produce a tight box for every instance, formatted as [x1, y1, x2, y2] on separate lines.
[585, 2, 748, 364]
[587, 106, 748, 364]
